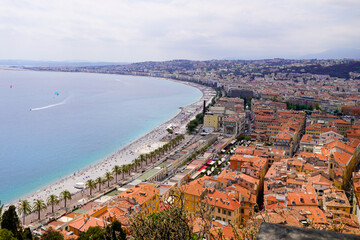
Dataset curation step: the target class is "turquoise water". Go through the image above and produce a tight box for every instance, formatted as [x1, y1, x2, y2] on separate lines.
[0, 70, 201, 204]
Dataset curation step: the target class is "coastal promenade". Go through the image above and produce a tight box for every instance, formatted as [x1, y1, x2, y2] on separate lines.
[9, 80, 216, 228]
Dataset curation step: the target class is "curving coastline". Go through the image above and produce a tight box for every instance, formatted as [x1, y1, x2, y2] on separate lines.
[8, 78, 216, 209]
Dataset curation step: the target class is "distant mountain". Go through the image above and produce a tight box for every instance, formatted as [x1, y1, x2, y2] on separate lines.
[0, 59, 129, 67]
[301, 48, 360, 60]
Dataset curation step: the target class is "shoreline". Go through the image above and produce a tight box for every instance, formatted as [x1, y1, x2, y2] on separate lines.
[8, 77, 216, 207]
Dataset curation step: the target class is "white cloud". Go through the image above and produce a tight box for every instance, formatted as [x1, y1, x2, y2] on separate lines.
[0, 0, 359, 61]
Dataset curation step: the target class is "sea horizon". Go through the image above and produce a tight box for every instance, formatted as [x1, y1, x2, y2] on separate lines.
[0, 69, 202, 204]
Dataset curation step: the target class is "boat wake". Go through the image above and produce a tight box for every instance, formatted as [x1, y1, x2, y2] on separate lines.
[30, 98, 69, 111]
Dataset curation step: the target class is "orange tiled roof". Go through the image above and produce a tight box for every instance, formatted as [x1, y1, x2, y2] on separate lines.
[287, 192, 318, 206]
[115, 183, 159, 206]
[300, 134, 314, 143]
[179, 178, 207, 197]
[207, 188, 241, 211]
[68, 215, 109, 233]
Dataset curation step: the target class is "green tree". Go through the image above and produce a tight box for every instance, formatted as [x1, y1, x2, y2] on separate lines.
[112, 165, 121, 183]
[133, 158, 141, 173]
[140, 154, 146, 167]
[126, 164, 133, 176]
[166, 128, 173, 135]
[104, 172, 114, 188]
[121, 165, 126, 179]
[60, 190, 72, 210]
[86, 179, 96, 196]
[105, 220, 127, 240]
[95, 177, 104, 192]
[22, 227, 33, 240]
[18, 200, 32, 225]
[33, 199, 46, 220]
[314, 103, 320, 110]
[0, 200, 3, 224]
[79, 226, 105, 240]
[1, 205, 20, 236]
[41, 227, 64, 240]
[0, 229, 17, 240]
[47, 194, 59, 214]
[145, 153, 151, 166]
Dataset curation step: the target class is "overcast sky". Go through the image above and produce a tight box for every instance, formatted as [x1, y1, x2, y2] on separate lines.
[1, 0, 359, 62]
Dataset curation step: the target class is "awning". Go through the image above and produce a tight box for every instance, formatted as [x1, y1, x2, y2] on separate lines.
[198, 165, 207, 172]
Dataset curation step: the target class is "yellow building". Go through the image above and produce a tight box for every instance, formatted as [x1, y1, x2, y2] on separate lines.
[178, 178, 208, 213]
[204, 114, 219, 130]
[207, 188, 242, 225]
[323, 188, 351, 215]
[327, 140, 360, 189]
[224, 184, 256, 223]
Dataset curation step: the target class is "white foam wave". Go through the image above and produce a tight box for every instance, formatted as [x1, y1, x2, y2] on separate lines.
[30, 98, 69, 111]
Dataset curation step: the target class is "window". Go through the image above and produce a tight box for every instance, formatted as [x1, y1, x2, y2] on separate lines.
[223, 209, 226, 214]
[241, 209, 244, 213]
[228, 211, 231, 216]
[218, 208, 220, 213]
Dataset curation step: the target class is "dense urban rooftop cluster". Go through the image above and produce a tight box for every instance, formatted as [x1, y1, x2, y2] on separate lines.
[7, 58, 360, 239]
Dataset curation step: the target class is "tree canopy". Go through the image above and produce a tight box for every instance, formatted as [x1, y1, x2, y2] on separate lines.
[1, 205, 20, 235]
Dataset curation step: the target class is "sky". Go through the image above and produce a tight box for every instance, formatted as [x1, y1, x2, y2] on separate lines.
[1, 0, 360, 62]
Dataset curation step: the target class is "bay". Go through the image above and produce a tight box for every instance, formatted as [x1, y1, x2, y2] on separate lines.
[0, 70, 201, 204]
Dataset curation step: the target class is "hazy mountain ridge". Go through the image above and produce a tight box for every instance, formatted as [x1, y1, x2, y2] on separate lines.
[0, 59, 129, 67]
[301, 48, 360, 60]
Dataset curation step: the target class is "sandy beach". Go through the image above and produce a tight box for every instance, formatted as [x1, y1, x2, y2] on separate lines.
[9, 79, 216, 208]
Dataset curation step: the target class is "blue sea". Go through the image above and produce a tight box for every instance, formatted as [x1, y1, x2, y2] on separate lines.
[0, 70, 201, 204]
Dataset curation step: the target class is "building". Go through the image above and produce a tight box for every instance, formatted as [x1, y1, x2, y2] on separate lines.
[323, 188, 351, 217]
[114, 183, 160, 216]
[204, 114, 220, 131]
[207, 188, 243, 224]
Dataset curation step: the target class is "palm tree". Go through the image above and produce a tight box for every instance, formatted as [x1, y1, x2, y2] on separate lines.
[18, 200, 32, 225]
[113, 165, 121, 183]
[104, 171, 114, 188]
[95, 177, 104, 192]
[33, 199, 46, 220]
[60, 190, 72, 210]
[150, 151, 155, 163]
[86, 179, 96, 196]
[121, 165, 126, 179]
[159, 146, 164, 156]
[163, 144, 169, 153]
[127, 163, 134, 175]
[145, 153, 150, 165]
[140, 154, 146, 167]
[153, 149, 159, 162]
[124, 164, 129, 176]
[133, 158, 141, 172]
[47, 194, 59, 214]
